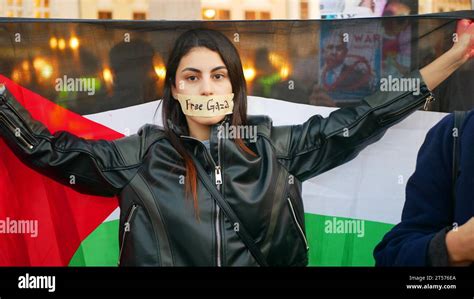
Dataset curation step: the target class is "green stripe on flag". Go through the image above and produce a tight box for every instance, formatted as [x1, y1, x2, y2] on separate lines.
[69, 220, 119, 267]
[68, 214, 395, 266]
[305, 213, 395, 266]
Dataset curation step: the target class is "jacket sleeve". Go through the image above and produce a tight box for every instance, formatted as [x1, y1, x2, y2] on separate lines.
[273, 69, 434, 182]
[373, 113, 455, 266]
[0, 85, 146, 197]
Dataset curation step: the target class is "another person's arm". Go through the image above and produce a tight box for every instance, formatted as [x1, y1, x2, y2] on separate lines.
[373, 113, 473, 266]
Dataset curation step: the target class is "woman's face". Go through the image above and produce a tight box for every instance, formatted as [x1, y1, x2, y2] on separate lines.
[172, 47, 233, 126]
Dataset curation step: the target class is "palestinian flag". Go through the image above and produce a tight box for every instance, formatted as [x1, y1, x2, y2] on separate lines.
[1, 15, 464, 266]
[0, 75, 120, 266]
[0, 73, 448, 266]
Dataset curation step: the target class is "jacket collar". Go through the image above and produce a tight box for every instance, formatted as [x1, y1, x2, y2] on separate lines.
[167, 115, 231, 140]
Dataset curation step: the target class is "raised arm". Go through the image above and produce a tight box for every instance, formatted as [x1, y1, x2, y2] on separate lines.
[0, 84, 156, 197]
[420, 18, 474, 91]
[275, 19, 474, 182]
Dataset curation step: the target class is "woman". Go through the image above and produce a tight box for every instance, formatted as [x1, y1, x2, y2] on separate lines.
[1, 25, 473, 266]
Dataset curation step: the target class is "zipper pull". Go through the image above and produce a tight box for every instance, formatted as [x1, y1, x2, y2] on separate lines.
[215, 166, 222, 185]
[423, 94, 434, 111]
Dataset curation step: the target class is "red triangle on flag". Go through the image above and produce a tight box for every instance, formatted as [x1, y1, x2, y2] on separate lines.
[0, 75, 121, 266]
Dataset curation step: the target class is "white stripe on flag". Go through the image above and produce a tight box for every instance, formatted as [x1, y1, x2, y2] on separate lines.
[103, 207, 120, 222]
[85, 97, 448, 225]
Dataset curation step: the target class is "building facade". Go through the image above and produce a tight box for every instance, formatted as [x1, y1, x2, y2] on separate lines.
[0, 0, 320, 20]
[419, 0, 471, 14]
[0, 0, 81, 18]
[0, 0, 472, 20]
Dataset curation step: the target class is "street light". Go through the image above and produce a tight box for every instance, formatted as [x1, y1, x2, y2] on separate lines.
[243, 66, 256, 82]
[58, 39, 66, 50]
[154, 65, 166, 80]
[69, 37, 80, 50]
[203, 9, 216, 19]
[49, 37, 57, 49]
[103, 67, 113, 84]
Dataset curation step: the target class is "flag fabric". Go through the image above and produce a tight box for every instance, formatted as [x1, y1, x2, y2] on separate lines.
[0, 74, 449, 267]
[0, 75, 120, 266]
[0, 13, 469, 266]
[69, 95, 447, 266]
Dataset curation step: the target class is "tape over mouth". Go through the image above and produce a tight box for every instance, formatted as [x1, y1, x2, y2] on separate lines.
[176, 93, 234, 117]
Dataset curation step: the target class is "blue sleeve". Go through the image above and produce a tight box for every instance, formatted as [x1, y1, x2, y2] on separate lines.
[373, 113, 455, 266]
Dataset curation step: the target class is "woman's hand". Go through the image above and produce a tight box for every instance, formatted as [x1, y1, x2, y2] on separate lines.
[420, 19, 474, 91]
[451, 19, 474, 63]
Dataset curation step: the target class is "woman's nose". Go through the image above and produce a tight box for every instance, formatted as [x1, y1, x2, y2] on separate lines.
[200, 77, 214, 96]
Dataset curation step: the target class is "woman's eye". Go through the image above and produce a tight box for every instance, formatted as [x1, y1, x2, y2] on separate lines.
[213, 74, 225, 80]
[186, 76, 198, 81]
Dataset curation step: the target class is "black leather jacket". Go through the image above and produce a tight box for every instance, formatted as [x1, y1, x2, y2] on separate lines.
[0, 71, 433, 266]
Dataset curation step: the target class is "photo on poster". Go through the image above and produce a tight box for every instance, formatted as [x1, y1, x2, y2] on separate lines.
[319, 21, 381, 104]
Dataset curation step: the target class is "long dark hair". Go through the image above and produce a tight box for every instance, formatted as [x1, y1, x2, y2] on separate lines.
[160, 29, 255, 219]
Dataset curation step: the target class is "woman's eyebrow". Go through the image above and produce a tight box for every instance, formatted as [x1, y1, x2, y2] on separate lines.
[181, 66, 227, 73]
[211, 66, 227, 72]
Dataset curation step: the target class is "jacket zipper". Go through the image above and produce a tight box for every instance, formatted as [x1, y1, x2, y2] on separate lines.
[118, 204, 138, 266]
[287, 197, 309, 251]
[423, 94, 435, 111]
[215, 123, 224, 267]
[3, 99, 38, 142]
[379, 93, 434, 125]
[180, 117, 227, 267]
[325, 90, 433, 139]
[0, 114, 35, 149]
